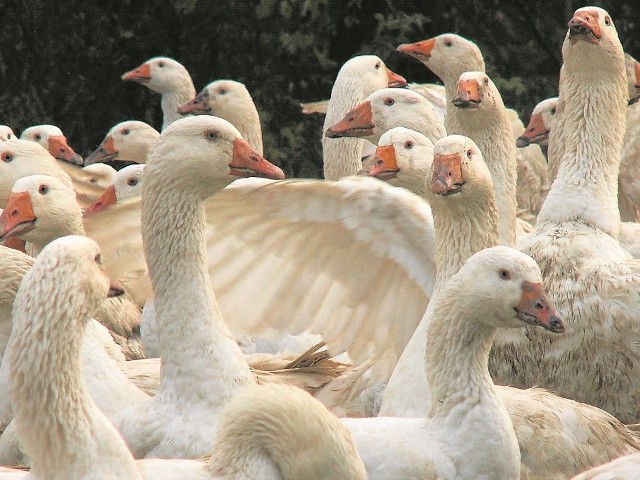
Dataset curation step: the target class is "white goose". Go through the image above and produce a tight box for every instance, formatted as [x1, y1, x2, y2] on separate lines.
[397, 32, 549, 225]
[344, 245, 564, 480]
[325, 87, 446, 145]
[322, 55, 406, 180]
[111, 115, 285, 458]
[516, 96, 558, 149]
[498, 6, 640, 424]
[570, 452, 640, 479]
[121, 56, 196, 130]
[367, 133, 640, 479]
[83, 163, 145, 217]
[0, 126, 15, 141]
[178, 79, 264, 154]
[0, 235, 367, 480]
[84, 120, 160, 166]
[81, 163, 117, 189]
[20, 124, 83, 166]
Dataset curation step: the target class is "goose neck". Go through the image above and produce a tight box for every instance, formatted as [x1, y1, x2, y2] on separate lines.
[161, 82, 196, 130]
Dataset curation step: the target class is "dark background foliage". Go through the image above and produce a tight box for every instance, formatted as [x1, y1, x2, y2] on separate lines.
[1, 0, 638, 177]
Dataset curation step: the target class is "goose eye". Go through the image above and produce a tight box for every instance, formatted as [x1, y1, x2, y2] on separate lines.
[158, 61, 165, 68]
[2, 152, 13, 162]
[550, 108, 556, 115]
[466, 149, 472, 158]
[444, 40, 453, 47]
[121, 129, 130, 135]
[499, 269, 511, 280]
[35, 134, 42, 141]
[38, 184, 49, 195]
[206, 131, 218, 141]
[90, 177, 98, 183]
[404, 140, 414, 149]
[484, 77, 489, 85]
[94, 253, 102, 264]
[375, 62, 381, 69]
[384, 98, 395, 106]
[219, 89, 227, 95]
[127, 178, 138, 186]
[604, 16, 611, 26]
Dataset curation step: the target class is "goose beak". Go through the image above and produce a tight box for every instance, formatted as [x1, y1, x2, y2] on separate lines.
[83, 185, 117, 217]
[396, 38, 436, 62]
[0, 192, 37, 241]
[453, 79, 481, 109]
[108, 279, 126, 298]
[630, 62, 640, 105]
[430, 152, 465, 196]
[359, 145, 399, 180]
[122, 63, 151, 82]
[85, 136, 118, 166]
[386, 68, 407, 88]
[178, 89, 211, 115]
[230, 139, 285, 180]
[515, 281, 564, 333]
[49, 135, 83, 165]
[568, 10, 602, 45]
[517, 113, 550, 148]
[325, 101, 374, 138]
[2, 237, 27, 253]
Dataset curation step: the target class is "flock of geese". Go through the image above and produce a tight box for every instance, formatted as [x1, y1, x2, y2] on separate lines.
[0, 5, 640, 479]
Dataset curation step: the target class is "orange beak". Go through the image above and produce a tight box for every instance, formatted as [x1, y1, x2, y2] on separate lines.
[386, 68, 407, 88]
[83, 185, 117, 217]
[230, 139, 285, 180]
[2, 237, 27, 253]
[516, 113, 550, 148]
[178, 89, 211, 115]
[568, 10, 602, 45]
[49, 135, 83, 165]
[325, 101, 375, 138]
[453, 79, 481, 108]
[108, 278, 126, 298]
[515, 281, 564, 333]
[430, 152, 465, 196]
[84, 136, 118, 165]
[121, 63, 151, 82]
[0, 192, 37, 240]
[359, 145, 399, 180]
[396, 38, 436, 62]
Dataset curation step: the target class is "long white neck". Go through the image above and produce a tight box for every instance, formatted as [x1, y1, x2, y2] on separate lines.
[454, 109, 518, 246]
[540, 62, 627, 237]
[28, 212, 85, 255]
[225, 102, 264, 155]
[161, 82, 196, 130]
[8, 268, 141, 478]
[142, 174, 254, 409]
[322, 77, 369, 180]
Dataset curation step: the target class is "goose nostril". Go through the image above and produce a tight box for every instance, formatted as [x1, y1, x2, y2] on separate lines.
[11, 209, 18, 217]
[535, 302, 544, 310]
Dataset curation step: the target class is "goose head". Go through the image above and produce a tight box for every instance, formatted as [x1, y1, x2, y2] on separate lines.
[178, 79, 254, 116]
[359, 127, 434, 194]
[625, 53, 640, 105]
[0, 125, 15, 141]
[397, 33, 485, 83]
[563, 7, 622, 70]
[21, 125, 83, 166]
[145, 116, 284, 198]
[454, 246, 564, 333]
[517, 97, 558, 148]
[427, 134, 494, 209]
[335, 55, 407, 92]
[121, 56, 191, 94]
[84, 120, 159, 166]
[80, 163, 117, 189]
[0, 175, 82, 250]
[0, 139, 72, 207]
[326, 88, 438, 143]
[452, 71, 504, 114]
[83, 164, 144, 217]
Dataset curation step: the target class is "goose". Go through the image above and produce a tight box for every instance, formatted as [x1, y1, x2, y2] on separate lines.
[0, 235, 367, 480]
[493, 6, 640, 424]
[620, 53, 640, 223]
[325, 87, 446, 145]
[84, 120, 160, 166]
[20, 124, 83, 166]
[178, 79, 264, 154]
[0, 138, 103, 209]
[397, 32, 549, 225]
[121, 56, 196, 130]
[0, 126, 15, 141]
[322, 55, 406, 180]
[83, 164, 145, 217]
[343, 245, 564, 480]
[366, 133, 640, 478]
[0, 175, 145, 360]
[81, 163, 117, 189]
[516, 97, 558, 149]
[570, 452, 640, 479]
